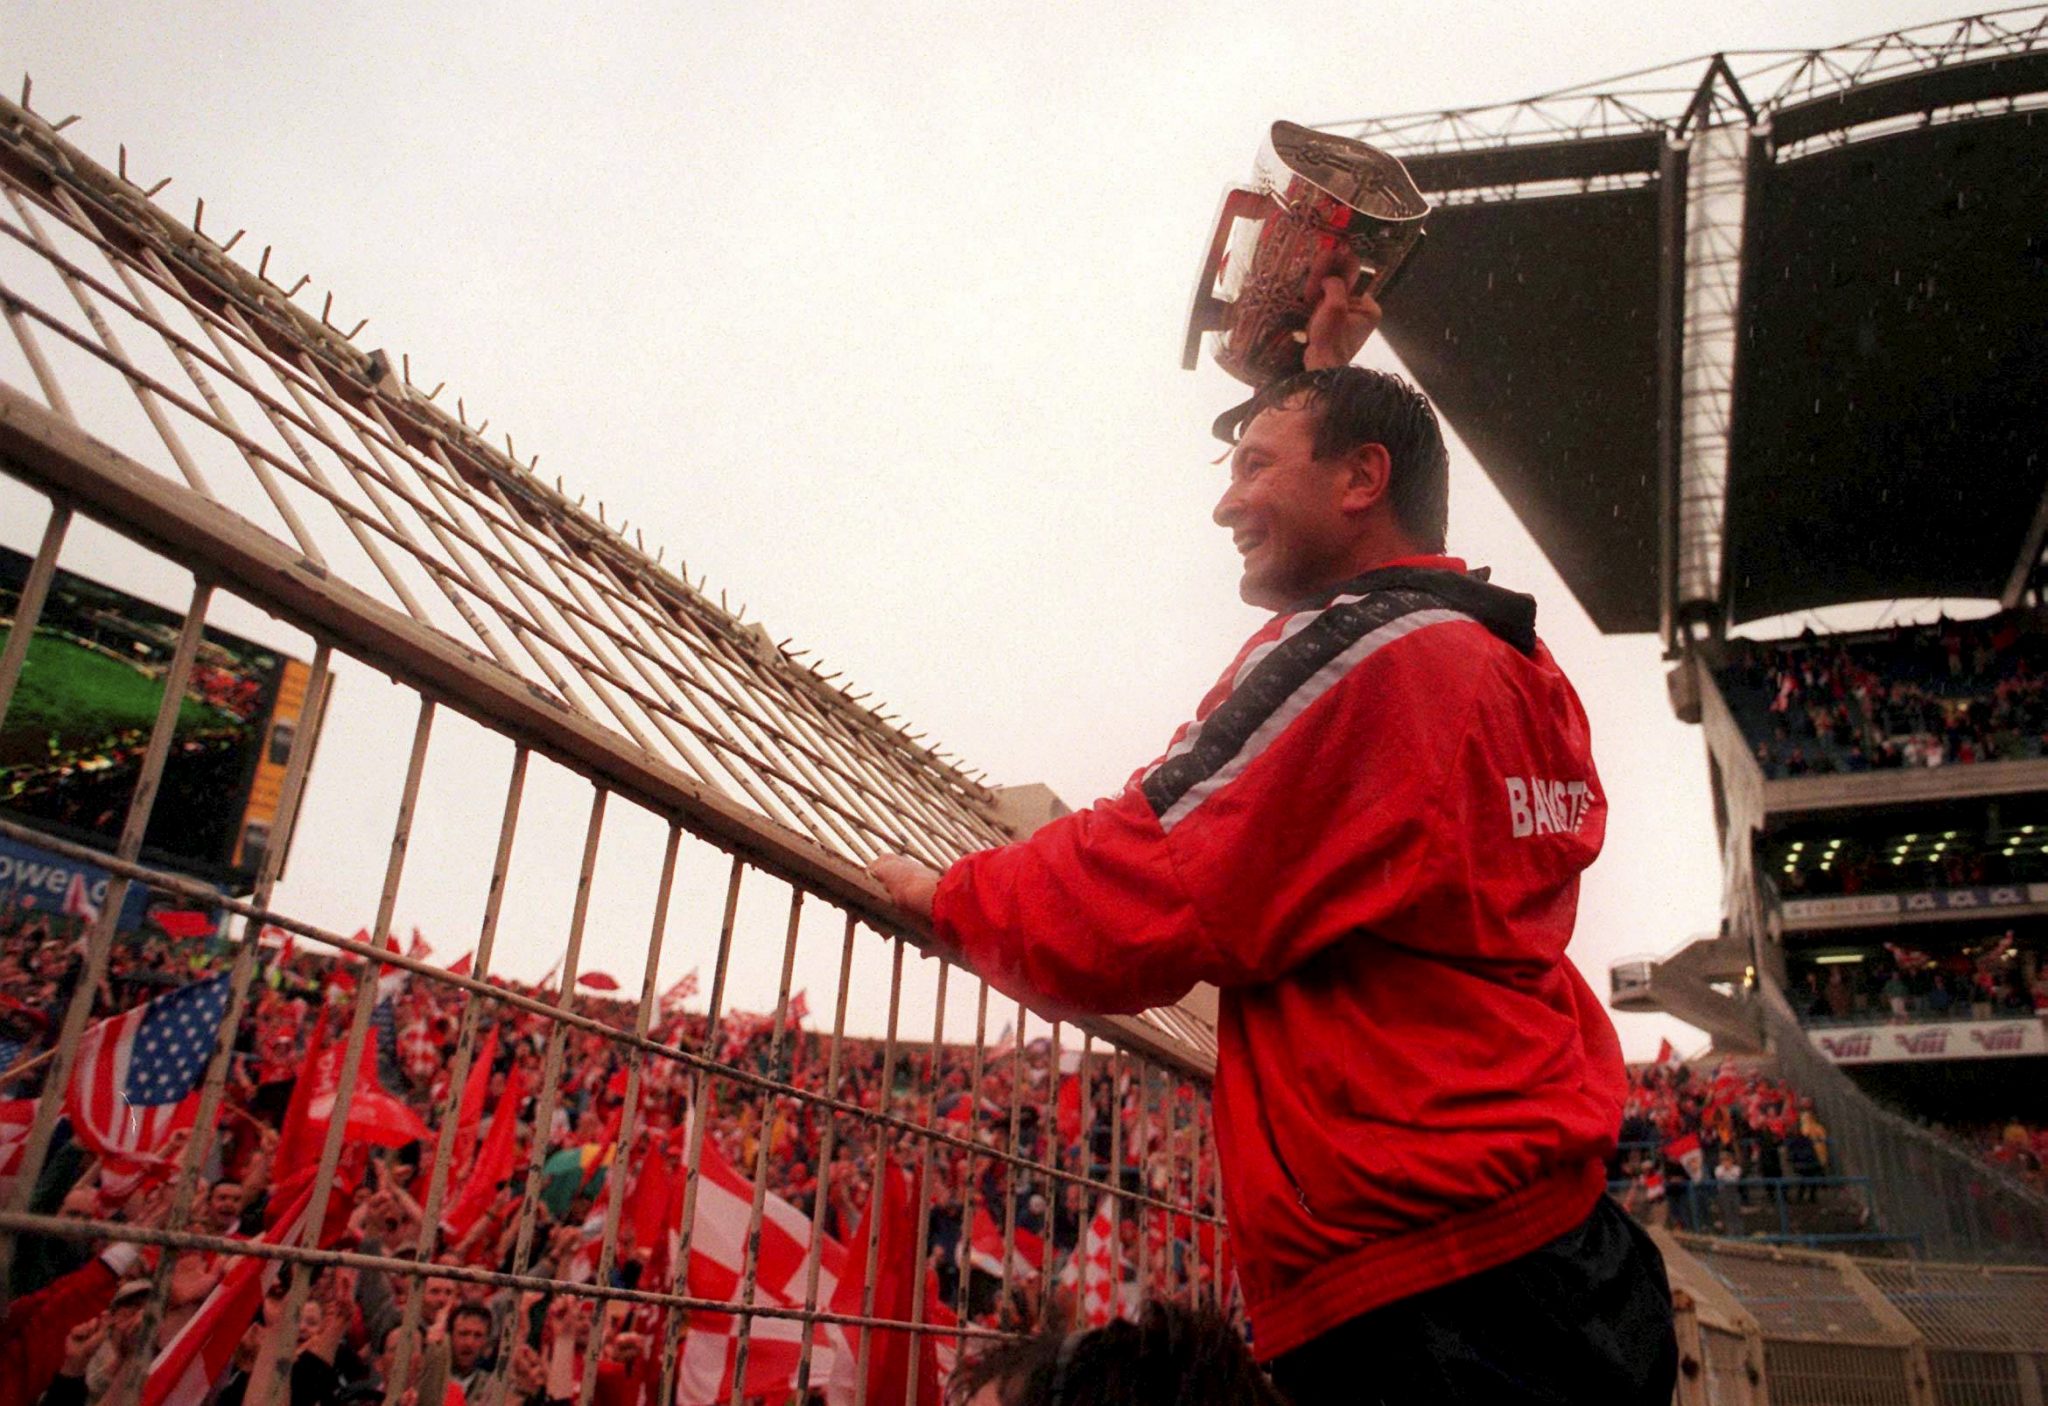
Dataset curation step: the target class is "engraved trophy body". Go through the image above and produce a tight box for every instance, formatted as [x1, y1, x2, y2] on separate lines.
[1183, 121, 1430, 386]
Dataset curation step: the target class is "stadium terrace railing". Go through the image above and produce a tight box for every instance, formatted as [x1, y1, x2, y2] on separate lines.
[0, 89, 1220, 1406]
[1657, 1230, 2048, 1406]
[1759, 972, 2048, 1267]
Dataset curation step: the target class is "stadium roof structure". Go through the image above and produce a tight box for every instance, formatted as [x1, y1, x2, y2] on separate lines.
[1320, 7, 2048, 641]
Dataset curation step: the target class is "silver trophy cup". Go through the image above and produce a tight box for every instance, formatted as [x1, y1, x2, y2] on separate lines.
[1183, 121, 1430, 387]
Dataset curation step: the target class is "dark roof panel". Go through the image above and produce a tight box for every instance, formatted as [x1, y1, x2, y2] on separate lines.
[1725, 113, 2048, 624]
[1378, 189, 1664, 633]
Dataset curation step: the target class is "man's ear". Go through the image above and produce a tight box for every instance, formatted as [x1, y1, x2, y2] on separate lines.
[1337, 442, 1394, 515]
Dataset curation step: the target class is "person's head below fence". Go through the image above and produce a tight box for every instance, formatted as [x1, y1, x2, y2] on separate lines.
[950, 1302, 1288, 1406]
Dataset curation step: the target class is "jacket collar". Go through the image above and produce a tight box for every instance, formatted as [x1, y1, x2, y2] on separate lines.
[1297, 555, 1539, 656]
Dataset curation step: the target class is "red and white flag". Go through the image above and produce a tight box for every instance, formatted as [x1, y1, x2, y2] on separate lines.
[968, 1204, 1044, 1281]
[659, 968, 700, 1013]
[61, 871, 100, 923]
[0, 1095, 36, 1195]
[672, 1123, 852, 1406]
[406, 927, 432, 960]
[141, 1176, 347, 1406]
[1667, 1132, 1705, 1180]
[784, 989, 809, 1028]
[1080, 1194, 1118, 1327]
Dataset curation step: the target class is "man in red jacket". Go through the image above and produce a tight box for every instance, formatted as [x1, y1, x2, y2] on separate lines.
[872, 284, 1676, 1403]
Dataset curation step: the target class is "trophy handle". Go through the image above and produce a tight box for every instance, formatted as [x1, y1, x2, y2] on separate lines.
[1182, 186, 1278, 371]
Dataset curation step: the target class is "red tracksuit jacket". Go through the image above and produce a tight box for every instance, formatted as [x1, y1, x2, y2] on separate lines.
[931, 558, 1625, 1359]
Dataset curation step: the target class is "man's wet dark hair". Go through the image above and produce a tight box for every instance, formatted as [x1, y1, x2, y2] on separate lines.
[949, 1302, 1287, 1406]
[1229, 366, 1449, 554]
[448, 1302, 493, 1332]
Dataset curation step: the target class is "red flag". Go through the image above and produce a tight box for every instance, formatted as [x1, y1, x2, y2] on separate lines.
[446, 950, 474, 979]
[152, 910, 216, 941]
[1057, 1072, 1082, 1145]
[784, 990, 809, 1027]
[441, 1063, 528, 1240]
[454, 1027, 499, 1133]
[829, 1160, 945, 1406]
[576, 971, 620, 992]
[624, 1127, 680, 1284]
[280, 1016, 431, 1167]
[406, 927, 432, 959]
[1655, 1037, 1677, 1068]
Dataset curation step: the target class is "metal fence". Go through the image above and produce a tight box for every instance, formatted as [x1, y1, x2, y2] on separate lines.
[1661, 1231, 2048, 1406]
[1758, 973, 2048, 1266]
[0, 88, 1219, 1406]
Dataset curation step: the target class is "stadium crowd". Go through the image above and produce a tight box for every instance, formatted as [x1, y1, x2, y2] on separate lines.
[1787, 938, 2048, 1024]
[1718, 609, 2048, 779]
[1976, 1117, 2048, 1192]
[1607, 1056, 1844, 1237]
[0, 904, 1213, 1406]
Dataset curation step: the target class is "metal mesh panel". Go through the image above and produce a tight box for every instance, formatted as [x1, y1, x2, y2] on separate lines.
[1700, 1324, 1758, 1406]
[1759, 972, 2048, 1264]
[1925, 1351, 2026, 1406]
[1687, 1243, 1893, 1342]
[0, 89, 1222, 1406]
[1858, 1262, 2048, 1354]
[1759, 1341, 1916, 1406]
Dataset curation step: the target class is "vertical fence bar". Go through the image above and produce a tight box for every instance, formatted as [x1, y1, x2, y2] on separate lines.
[478, 787, 606, 1404]
[1106, 1046, 1125, 1322]
[852, 938, 908, 1406]
[999, 999, 1027, 1329]
[0, 575, 212, 1294]
[111, 642, 334, 1404]
[383, 746, 531, 1399]
[726, 886, 806, 1406]
[251, 695, 435, 1406]
[653, 856, 747, 1406]
[793, 912, 861, 1399]
[903, 958, 951, 1406]
[0, 502, 71, 730]
[573, 822, 682, 1406]
[952, 980, 992, 1345]
[1041, 1021, 1066, 1325]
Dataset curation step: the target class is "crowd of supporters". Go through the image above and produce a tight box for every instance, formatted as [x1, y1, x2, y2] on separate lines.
[1607, 1058, 1849, 1239]
[1717, 609, 2048, 779]
[1788, 939, 2048, 1024]
[1975, 1118, 2048, 1192]
[0, 906, 1215, 1406]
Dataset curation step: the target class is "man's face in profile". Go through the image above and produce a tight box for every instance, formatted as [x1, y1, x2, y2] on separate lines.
[1213, 401, 1356, 610]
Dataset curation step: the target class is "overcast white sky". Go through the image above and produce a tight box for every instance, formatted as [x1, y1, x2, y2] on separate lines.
[3, 1, 1988, 1060]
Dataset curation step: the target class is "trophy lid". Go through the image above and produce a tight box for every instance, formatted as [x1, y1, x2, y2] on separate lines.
[1266, 120, 1429, 222]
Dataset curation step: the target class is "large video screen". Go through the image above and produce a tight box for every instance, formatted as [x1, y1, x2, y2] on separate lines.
[0, 547, 320, 890]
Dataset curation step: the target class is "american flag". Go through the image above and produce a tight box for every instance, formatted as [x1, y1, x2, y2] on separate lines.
[65, 975, 231, 1167]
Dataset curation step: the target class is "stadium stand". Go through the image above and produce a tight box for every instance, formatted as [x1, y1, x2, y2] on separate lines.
[1717, 610, 2048, 779]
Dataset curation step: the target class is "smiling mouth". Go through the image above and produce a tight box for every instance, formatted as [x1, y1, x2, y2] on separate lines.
[1234, 533, 1266, 557]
